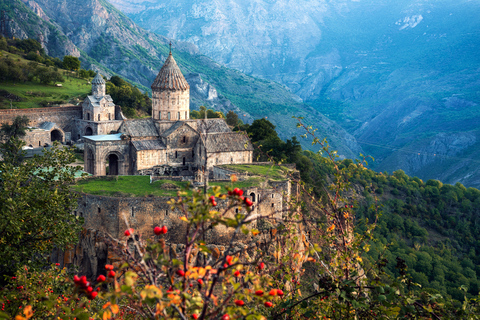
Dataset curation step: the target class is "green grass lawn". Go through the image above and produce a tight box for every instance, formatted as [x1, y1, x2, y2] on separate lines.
[72, 175, 269, 198]
[0, 51, 91, 109]
[219, 164, 291, 180]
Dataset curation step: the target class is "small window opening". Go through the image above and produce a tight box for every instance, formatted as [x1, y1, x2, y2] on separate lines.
[183, 136, 186, 143]
[166, 210, 168, 216]
[183, 157, 186, 165]
[175, 151, 178, 158]
[192, 150, 195, 157]
[271, 203, 275, 208]
[178, 112, 180, 119]
[108, 113, 111, 120]
[185, 111, 187, 119]
[98, 114, 100, 121]
[98, 207, 101, 213]
[168, 112, 171, 120]
[272, 194, 274, 198]
[74, 211, 77, 216]
[39, 141, 41, 146]
[131, 208, 135, 217]
[235, 208, 239, 214]
[159, 111, 161, 119]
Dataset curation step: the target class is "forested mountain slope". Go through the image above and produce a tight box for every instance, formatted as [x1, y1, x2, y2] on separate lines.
[109, 0, 480, 188]
[0, 0, 362, 158]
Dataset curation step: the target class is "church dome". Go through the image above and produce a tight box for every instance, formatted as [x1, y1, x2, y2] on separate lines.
[92, 73, 105, 84]
[151, 52, 190, 91]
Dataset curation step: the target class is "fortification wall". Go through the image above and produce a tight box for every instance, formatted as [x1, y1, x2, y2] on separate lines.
[0, 105, 82, 128]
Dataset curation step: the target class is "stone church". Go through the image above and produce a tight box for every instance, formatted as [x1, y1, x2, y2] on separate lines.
[83, 51, 253, 176]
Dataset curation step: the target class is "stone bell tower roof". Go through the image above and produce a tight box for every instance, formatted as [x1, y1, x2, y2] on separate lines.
[151, 52, 190, 91]
[92, 73, 105, 84]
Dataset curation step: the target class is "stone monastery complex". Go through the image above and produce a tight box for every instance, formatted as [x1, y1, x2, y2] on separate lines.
[83, 51, 254, 177]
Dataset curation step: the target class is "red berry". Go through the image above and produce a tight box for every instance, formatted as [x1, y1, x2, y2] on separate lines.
[245, 198, 253, 207]
[96, 287, 101, 292]
[350, 205, 354, 208]
[277, 289, 284, 296]
[255, 290, 264, 296]
[89, 292, 97, 300]
[55, 263, 60, 266]
[233, 188, 243, 196]
[197, 279, 204, 285]
[269, 289, 277, 296]
[223, 263, 228, 268]
[154, 226, 162, 235]
[124, 228, 133, 236]
[226, 255, 233, 265]
[108, 271, 115, 278]
[222, 314, 230, 320]
[239, 196, 244, 201]
[73, 275, 80, 284]
[105, 264, 114, 271]
[209, 195, 215, 202]
[167, 286, 173, 293]
[264, 301, 273, 307]
[80, 276, 88, 286]
[161, 226, 168, 234]
[228, 190, 233, 196]
[189, 283, 193, 287]
[177, 270, 185, 277]
[234, 270, 241, 277]
[234, 299, 245, 306]
[193, 315, 199, 320]
[86, 286, 93, 293]
[97, 275, 106, 282]
[258, 262, 265, 270]
[212, 200, 217, 206]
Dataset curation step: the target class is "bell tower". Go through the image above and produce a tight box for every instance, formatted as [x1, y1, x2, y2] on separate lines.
[151, 47, 190, 121]
[92, 73, 106, 98]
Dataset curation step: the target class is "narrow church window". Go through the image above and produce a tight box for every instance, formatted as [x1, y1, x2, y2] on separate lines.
[39, 141, 41, 146]
[166, 210, 168, 216]
[183, 157, 186, 165]
[108, 113, 111, 120]
[185, 111, 187, 119]
[159, 111, 161, 119]
[98, 207, 101, 213]
[98, 114, 100, 121]
[271, 203, 275, 208]
[192, 150, 194, 157]
[272, 194, 274, 198]
[231, 158, 233, 163]
[183, 136, 186, 143]
[178, 112, 180, 119]
[168, 112, 171, 120]
[87, 113, 90, 120]
[175, 151, 178, 158]
[131, 208, 135, 217]
[235, 208, 239, 214]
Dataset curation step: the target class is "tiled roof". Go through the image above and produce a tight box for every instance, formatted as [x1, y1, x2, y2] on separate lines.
[132, 140, 166, 151]
[120, 119, 159, 137]
[92, 73, 105, 84]
[196, 119, 231, 134]
[84, 133, 122, 141]
[38, 121, 55, 131]
[205, 132, 254, 153]
[86, 95, 114, 108]
[162, 121, 197, 138]
[151, 52, 190, 91]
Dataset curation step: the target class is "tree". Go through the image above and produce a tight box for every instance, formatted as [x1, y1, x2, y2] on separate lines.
[246, 118, 277, 142]
[226, 110, 240, 126]
[62, 55, 80, 71]
[0, 134, 83, 276]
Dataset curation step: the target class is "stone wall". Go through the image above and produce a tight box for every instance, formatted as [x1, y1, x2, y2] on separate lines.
[207, 151, 252, 167]
[136, 149, 167, 170]
[152, 90, 190, 121]
[0, 105, 82, 128]
[23, 129, 51, 147]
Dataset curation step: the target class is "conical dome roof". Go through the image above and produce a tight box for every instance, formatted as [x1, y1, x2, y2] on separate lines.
[151, 52, 189, 91]
[92, 73, 105, 84]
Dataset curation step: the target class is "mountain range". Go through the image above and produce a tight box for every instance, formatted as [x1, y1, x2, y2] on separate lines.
[107, 0, 480, 188]
[1, 0, 362, 159]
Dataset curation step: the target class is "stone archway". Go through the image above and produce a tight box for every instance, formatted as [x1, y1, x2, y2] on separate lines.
[107, 154, 119, 175]
[85, 148, 95, 175]
[50, 129, 63, 142]
[85, 127, 93, 136]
